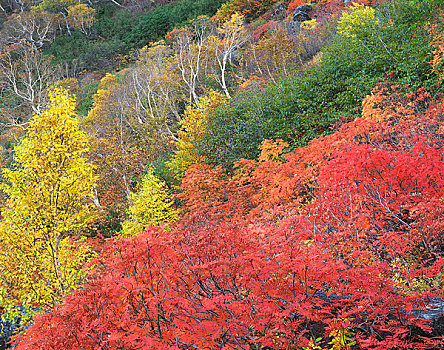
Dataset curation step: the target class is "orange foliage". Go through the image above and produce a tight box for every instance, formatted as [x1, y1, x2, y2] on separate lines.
[179, 80, 443, 226]
[428, 11, 444, 81]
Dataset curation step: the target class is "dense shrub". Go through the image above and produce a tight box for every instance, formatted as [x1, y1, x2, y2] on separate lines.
[215, 0, 280, 21]
[199, 77, 338, 168]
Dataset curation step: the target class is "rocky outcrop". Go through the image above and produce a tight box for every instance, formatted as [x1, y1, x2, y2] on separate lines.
[292, 4, 313, 22]
[316, 292, 444, 338]
[412, 298, 444, 322]
[287, 4, 313, 36]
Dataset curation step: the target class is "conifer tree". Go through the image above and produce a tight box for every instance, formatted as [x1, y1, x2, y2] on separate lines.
[121, 169, 178, 236]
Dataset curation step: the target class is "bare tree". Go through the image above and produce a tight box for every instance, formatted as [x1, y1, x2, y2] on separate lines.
[1, 7, 60, 49]
[169, 16, 214, 107]
[208, 13, 248, 98]
[0, 43, 60, 128]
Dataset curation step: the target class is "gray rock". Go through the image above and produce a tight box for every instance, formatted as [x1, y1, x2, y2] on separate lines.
[272, 3, 287, 21]
[294, 4, 313, 14]
[292, 4, 312, 22]
[0, 318, 16, 350]
[287, 20, 300, 36]
[412, 298, 444, 322]
[317, 293, 444, 323]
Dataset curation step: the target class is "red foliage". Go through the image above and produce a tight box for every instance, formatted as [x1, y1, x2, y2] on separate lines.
[16, 218, 444, 350]
[287, 0, 307, 15]
[309, 0, 345, 21]
[260, 11, 272, 21]
[14, 84, 444, 349]
[252, 20, 279, 40]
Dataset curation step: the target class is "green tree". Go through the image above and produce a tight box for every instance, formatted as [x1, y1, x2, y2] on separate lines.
[0, 87, 96, 316]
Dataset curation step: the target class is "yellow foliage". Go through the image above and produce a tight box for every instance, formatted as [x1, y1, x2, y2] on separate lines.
[67, 4, 96, 34]
[215, 0, 279, 21]
[37, 0, 79, 11]
[0, 87, 96, 315]
[391, 258, 444, 293]
[136, 41, 181, 99]
[301, 19, 317, 31]
[168, 91, 228, 179]
[248, 26, 305, 82]
[98, 72, 117, 90]
[86, 88, 112, 123]
[121, 169, 178, 236]
[337, 2, 376, 38]
[304, 318, 356, 350]
[258, 139, 289, 163]
[217, 12, 245, 38]
[328, 319, 356, 350]
[429, 16, 444, 81]
[86, 74, 117, 123]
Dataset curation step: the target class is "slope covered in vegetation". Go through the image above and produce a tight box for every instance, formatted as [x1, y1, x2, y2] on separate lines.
[0, 0, 444, 349]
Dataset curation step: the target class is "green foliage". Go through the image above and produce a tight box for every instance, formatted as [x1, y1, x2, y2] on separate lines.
[93, 3, 134, 43]
[45, 0, 228, 70]
[199, 0, 440, 168]
[76, 80, 99, 117]
[199, 77, 337, 168]
[45, 31, 126, 71]
[391, 0, 444, 25]
[152, 152, 179, 190]
[130, 0, 228, 47]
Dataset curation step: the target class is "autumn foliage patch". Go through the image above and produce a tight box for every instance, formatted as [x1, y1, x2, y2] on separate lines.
[14, 81, 444, 349]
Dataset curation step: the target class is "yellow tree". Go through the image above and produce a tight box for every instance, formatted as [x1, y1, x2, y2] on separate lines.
[121, 169, 178, 236]
[86, 73, 117, 123]
[0, 87, 96, 315]
[84, 72, 169, 215]
[168, 91, 228, 179]
[66, 4, 96, 35]
[337, 2, 377, 38]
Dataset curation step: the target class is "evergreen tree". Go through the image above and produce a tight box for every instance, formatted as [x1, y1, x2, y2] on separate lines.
[122, 169, 177, 236]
